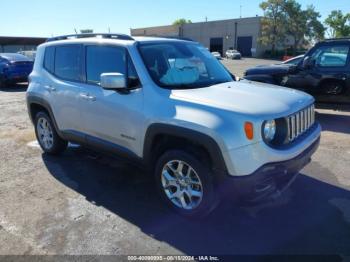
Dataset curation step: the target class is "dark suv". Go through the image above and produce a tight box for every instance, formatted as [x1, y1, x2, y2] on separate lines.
[244, 38, 350, 104]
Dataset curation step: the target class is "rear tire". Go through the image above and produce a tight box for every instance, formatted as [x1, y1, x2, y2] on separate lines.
[0, 76, 4, 89]
[155, 149, 218, 218]
[34, 112, 67, 155]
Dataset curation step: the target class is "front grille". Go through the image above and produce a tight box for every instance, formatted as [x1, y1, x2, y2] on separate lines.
[287, 104, 315, 142]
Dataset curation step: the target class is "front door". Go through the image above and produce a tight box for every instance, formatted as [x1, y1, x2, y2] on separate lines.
[79, 45, 144, 156]
[287, 44, 350, 103]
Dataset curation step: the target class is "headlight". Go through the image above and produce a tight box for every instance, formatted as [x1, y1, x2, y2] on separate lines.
[262, 120, 276, 142]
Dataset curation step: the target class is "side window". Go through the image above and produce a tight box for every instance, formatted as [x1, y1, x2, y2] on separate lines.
[44, 46, 55, 74]
[54, 45, 81, 81]
[312, 45, 349, 67]
[86, 46, 126, 84]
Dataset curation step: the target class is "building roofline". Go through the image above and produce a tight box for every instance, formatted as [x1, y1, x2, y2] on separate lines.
[0, 36, 47, 40]
[131, 16, 263, 31]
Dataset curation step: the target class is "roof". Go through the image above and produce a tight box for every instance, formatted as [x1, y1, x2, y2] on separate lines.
[46, 33, 133, 42]
[133, 36, 195, 42]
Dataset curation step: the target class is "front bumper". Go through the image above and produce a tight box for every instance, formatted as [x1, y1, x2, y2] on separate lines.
[216, 137, 320, 203]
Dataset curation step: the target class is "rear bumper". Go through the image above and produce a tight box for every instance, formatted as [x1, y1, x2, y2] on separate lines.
[3, 71, 30, 82]
[216, 137, 320, 203]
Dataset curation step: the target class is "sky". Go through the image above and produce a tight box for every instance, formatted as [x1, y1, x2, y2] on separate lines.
[1, 0, 349, 37]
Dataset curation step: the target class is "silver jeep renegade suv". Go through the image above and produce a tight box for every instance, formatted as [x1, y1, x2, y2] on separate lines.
[26, 34, 321, 217]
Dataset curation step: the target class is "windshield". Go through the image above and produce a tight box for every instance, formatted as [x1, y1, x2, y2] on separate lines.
[283, 56, 304, 65]
[139, 41, 233, 89]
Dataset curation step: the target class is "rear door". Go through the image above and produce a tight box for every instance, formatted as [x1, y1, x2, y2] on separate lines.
[43, 44, 85, 136]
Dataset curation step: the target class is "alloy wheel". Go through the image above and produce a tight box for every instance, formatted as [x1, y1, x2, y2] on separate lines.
[161, 160, 203, 210]
[37, 117, 54, 150]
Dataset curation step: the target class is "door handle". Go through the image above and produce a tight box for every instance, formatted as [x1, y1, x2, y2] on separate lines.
[80, 93, 96, 101]
[44, 85, 56, 92]
[87, 95, 96, 101]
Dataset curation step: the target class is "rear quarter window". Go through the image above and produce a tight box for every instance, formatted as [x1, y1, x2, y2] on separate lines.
[54, 45, 81, 81]
[44, 46, 55, 73]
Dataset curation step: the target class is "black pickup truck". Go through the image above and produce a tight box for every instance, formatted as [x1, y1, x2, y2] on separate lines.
[244, 38, 350, 104]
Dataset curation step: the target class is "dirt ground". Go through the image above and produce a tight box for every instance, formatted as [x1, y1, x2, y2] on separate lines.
[0, 59, 350, 258]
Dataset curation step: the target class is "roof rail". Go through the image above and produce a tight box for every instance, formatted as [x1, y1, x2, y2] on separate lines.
[323, 37, 350, 41]
[46, 33, 134, 42]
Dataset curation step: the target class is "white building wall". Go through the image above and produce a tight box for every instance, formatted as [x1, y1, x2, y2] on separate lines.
[130, 17, 268, 57]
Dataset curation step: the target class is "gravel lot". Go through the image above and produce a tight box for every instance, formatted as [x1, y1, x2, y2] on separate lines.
[222, 57, 277, 77]
[0, 59, 350, 258]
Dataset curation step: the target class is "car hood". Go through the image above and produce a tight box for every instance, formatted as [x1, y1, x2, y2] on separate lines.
[245, 64, 293, 75]
[171, 80, 313, 118]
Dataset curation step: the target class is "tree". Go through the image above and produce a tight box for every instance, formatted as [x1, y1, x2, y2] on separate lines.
[325, 10, 350, 38]
[172, 19, 192, 26]
[283, 1, 324, 54]
[306, 6, 326, 43]
[259, 0, 287, 54]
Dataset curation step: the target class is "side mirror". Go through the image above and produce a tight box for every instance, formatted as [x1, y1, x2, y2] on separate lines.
[100, 73, 127, 90]
[302, 56, 315, 69]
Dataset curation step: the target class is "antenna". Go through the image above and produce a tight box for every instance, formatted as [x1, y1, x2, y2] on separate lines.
[240, 5, 242, 18]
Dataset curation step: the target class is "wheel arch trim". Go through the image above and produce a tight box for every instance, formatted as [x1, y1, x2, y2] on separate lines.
[143, 123, 228, 173]
[26, 94, 64, 138]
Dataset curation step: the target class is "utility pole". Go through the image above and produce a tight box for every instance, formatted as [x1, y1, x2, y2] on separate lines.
[240, 5, 242, 18]
[205, 16, 208, 22]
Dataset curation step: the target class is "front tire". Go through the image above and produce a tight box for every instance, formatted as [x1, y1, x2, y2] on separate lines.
[34, 112, 67, 155]
[320, 81, 345, 95]
[155, 150, 218, 218]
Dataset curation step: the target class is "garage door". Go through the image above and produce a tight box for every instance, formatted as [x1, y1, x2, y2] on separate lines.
[210, 38, 223, 56]
[237, 36, 252, 57]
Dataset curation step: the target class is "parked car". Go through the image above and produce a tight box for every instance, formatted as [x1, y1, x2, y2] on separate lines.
[26, 34, 321, 217]
[225, 49, 242, 59]
[244, 38, 350, 104]
[17, 50, 37, 61]
[0, 53, 34, 88]
[211, 51, 222, 60]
